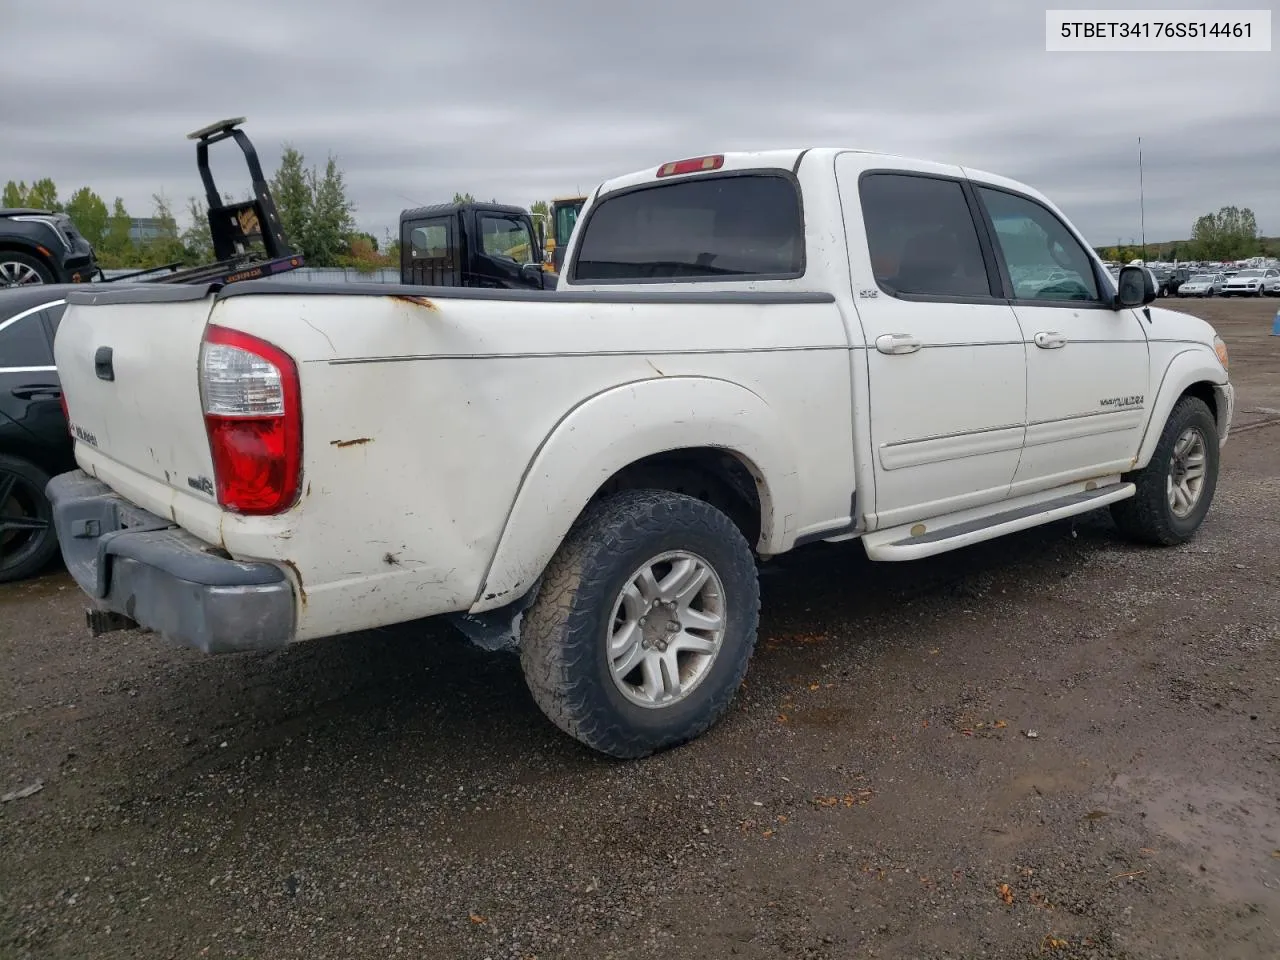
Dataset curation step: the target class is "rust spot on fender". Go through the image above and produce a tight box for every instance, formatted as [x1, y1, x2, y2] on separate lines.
[391, 295, 439, 311]
[330, 437, 372, 448]
[280, 559, 307, 604]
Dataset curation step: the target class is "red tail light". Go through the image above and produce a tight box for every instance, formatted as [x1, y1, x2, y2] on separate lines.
[199, 324, 302, 515]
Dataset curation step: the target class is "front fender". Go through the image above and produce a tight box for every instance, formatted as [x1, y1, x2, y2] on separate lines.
[471, 376, 800, 613]
[1134, 347, 1228, 470]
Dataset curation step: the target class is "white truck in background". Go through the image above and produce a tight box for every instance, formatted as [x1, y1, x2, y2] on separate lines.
[49, 148, 1234, 758]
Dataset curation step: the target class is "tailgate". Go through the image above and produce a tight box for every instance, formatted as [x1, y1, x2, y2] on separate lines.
[55, 284, 219, 517]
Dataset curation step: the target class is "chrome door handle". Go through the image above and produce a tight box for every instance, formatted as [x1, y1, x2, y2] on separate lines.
[1034, 331, 1068, 349]
[875, 333, 922, 355]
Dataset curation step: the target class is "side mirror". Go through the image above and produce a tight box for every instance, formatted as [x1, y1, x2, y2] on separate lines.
[1115, 265, 1156, 308]
[519, 262, 544, 287]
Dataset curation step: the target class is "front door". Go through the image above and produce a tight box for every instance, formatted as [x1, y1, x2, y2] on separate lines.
[836, 156, 1028, 530]
[972, 185, 1150, 494]
[476, 212, 539, 289]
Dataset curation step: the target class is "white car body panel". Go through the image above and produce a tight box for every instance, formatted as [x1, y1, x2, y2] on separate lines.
[53, 148, 1234, 647]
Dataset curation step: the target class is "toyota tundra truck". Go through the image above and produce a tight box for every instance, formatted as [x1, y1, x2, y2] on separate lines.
[47, 148, 1235, 758]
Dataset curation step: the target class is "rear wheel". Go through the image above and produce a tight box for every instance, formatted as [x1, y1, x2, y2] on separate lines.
[0, 455, 59, 582]
[0, 252, 54, 287]
[1111, 396, 1219, 546]
[520, 489, 760, 758]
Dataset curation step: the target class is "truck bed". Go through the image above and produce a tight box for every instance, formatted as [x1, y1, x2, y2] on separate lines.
[57, 279, 858, 643]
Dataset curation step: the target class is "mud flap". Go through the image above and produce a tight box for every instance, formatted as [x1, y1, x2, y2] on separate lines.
[446, 580, 541, 653]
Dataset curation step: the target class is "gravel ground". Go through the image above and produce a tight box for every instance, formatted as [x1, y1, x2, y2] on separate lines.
[2, 296, 1278, 960]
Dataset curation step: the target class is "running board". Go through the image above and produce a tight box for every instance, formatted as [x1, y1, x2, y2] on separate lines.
[863, 481, 1135, 562]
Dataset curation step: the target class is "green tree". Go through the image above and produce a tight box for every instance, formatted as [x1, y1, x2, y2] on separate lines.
[3, 181, 28, 207]
[304, 156, 356, 267]
[452, 191, 476, 204]
[1190, 206, 1260, 260]
[181, 196, 214, 263]
[270, 145, 313, 251]
[139, 193, 185, 267]
[25, 178, 62, 212]
[65, 187, 109, 248]
[100, 198, 135, 267]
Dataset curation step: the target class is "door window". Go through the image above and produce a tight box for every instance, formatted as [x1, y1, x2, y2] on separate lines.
[978, 188, 1100, 303]
[859, 173, 993, 300]
[0, 311, 54, 370]
[480, 215, 534, 263]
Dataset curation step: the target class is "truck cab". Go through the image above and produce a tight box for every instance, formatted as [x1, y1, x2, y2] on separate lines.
[400, 202, 554, 289]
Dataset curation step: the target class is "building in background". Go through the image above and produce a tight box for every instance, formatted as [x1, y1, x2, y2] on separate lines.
[127, 217, 170, 244]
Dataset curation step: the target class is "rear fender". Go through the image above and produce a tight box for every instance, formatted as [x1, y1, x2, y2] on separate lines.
[1133, 347, 1228, 470]
[471, 376, 799, 613]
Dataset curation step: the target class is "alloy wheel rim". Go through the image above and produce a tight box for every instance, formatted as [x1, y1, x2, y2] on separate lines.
[0, 260, 44, 286]
[1166, 427, 1207, 519]
[0, 469, 52, 573]
[606, 550, 727, 709]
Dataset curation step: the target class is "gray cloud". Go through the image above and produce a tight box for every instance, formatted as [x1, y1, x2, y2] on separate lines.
[3, 0, 1276, 245]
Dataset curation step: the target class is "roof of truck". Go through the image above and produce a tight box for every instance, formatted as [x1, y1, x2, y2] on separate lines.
[400, 201, 529, 222]
[592, 148, 1053, 214]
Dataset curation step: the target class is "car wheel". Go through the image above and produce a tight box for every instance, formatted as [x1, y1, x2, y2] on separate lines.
[0, 252, 55, 287]
[520, 488, 760, 759]
[0, 455, 60, 582]
[1111, 396, 1219, 547]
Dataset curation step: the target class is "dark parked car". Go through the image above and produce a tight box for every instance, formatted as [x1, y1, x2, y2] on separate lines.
[1149, 266, 1190, 297]
[0, 209, 97, 287]
[0, 285, 76, 581]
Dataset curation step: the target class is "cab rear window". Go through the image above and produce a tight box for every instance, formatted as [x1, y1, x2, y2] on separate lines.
[571, 173, 804, 282]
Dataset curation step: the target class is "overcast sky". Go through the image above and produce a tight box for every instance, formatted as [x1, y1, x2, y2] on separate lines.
[3, 0, 1276, 246]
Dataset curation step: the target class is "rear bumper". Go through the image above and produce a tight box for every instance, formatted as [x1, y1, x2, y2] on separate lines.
[46, 470, 295, 654]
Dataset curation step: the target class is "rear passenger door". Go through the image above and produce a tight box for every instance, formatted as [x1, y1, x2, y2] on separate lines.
[836, 155, 1028, 530]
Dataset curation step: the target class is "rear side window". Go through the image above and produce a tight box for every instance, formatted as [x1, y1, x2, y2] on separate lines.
[409, 220, 451, 259]
[572, 174, 804, 282]
[859, 173, 992, 300]
[0, 311, 54, 369]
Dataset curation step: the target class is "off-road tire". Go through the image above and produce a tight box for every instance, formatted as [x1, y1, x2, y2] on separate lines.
[519, 489, 760, 759]
[1111, 396, 1219, 546]
[0, 455, 59, 582]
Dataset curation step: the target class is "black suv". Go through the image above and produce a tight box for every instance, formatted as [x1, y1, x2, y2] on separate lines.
[0, 284, 76, 581]
[0, 208, 97, 287]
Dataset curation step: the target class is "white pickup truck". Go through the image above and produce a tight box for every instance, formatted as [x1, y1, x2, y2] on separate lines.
[49, 148, 1235, 758]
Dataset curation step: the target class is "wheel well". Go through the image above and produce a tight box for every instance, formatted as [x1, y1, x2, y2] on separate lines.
[594, 448, 764, 549]
[0, 240, 52, 267]
[1182, 381, 1218, 422]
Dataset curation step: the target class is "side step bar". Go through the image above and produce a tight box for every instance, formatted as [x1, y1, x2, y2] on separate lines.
[863, 481, 1135, 562]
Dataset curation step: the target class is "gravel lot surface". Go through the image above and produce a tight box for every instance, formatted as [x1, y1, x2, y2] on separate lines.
[2, 296, 1278, 960]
